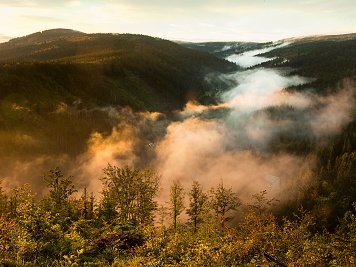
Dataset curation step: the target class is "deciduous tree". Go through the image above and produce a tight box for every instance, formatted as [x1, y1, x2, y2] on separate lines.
[186, 180, 208, 232]
[100, 164, 160, 226]
[209, 180, 240, 228]
[169, 180, 185, 229]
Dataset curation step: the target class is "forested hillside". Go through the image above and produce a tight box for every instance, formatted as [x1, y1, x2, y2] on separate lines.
[0, 29, 237, 112]
[0, 30, 356, 266]
[247, 35, 356, 233]
[259, 34, 356, 93]
[0, 29, 237, 158]
[179, 41, 271, 59]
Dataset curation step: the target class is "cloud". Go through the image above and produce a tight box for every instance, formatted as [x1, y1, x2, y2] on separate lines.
[226, 43, 290, 68]
[2, 0, 356, 42]
[65, 68, 355, 206]
[0, 1, 79, 8]
[152, 116, 307, 203]
[1, 41, 354, 216]
[310, 85, 356, 137]
[73, 123, 138, 194]
[221, 68, 313, 112]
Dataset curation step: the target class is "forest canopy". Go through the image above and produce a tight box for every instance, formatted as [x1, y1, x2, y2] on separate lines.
[0, 30, 356, 266]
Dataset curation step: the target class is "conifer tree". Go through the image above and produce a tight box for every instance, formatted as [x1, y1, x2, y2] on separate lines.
[42, 167, 77, 220]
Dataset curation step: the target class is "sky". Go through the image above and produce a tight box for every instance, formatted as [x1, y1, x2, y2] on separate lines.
[1, 0, 356, 43]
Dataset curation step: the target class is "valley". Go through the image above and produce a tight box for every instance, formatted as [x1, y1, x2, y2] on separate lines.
[0, 29, 355, 266]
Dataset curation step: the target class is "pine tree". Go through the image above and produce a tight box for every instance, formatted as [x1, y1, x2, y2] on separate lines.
[42, 167, 77, 221]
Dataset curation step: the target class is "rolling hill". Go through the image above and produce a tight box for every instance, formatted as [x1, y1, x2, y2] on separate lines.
[0, 28, 238, 112]
[0, 29, 239, 158]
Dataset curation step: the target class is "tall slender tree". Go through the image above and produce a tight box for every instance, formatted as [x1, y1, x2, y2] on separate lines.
[169, 180, 185, 229]
[42, 167, 77, 219]
[186, 180, 208, 232]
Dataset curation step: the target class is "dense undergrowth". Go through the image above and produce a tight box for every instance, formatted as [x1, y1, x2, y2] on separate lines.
[0, 162, 355, 266]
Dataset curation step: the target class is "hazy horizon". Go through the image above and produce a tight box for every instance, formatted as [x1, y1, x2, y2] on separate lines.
[1, 1, 356, 43]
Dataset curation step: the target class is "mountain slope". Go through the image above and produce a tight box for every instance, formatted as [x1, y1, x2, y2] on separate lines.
[0, 29, 238, 158]
[259, 34, 356, 93]
[179, 41, 270, 59]
[0, 29, 238, 112]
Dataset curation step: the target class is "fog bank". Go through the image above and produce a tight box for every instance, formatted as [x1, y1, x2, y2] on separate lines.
[1, 45, 355, 208]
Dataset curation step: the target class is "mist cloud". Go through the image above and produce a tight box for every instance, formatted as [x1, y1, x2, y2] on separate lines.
[152, 116, 306, 202]
[63, 69, 355, 204]
[1, 46, 355, 211]
[310, 86, 355, 137]
[74, 123, 137, 193]
[226, 43, 290, 68]
[65, 71, 354, 204]
[222, 68, 313, 111]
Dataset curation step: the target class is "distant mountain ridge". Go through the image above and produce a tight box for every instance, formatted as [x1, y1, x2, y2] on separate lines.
[179, 41, 271, 59]
[282, 33, 356, 43]
[4, 29, 85, 46]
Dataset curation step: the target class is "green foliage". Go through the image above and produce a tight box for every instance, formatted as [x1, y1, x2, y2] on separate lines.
[331, 204, 356, 266]
[75, 188, 95, 221]
[186, 180, 208, 232]
[42, 167, 77, 220]
[261, 38, 356, 94]
[209, 180, 241, 228]
[99, 164, 160, 226]
[284, 120, 356, 231]
[168, 180, 185, 230]
[0, 179, 9, 215]
[0, 166, 355, 266]
[250, 190, 279, 215]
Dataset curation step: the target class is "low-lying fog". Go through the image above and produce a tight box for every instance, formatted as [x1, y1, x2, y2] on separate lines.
[225, 42, 289, 68]
[2, 42, 355, 208]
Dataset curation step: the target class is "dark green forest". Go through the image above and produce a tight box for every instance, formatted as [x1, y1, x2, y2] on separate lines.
[0, 29, 237, 112]
[259, 34, 356, 93]
[0, 30, 356, 266]
[0, 29, 237, 158]
[179, 41, 272, 59]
